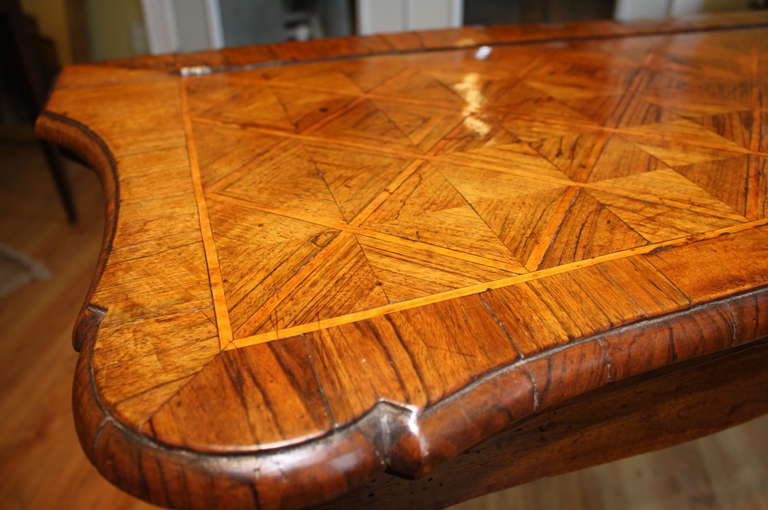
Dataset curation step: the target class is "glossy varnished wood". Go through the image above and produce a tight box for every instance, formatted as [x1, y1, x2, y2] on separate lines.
[3, 141, 767, 510]
[36, 13, 768, 510]
[316, 339, 768, 510]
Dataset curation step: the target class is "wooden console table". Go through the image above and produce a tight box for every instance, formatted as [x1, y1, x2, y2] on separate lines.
[37, 12, 768, 510]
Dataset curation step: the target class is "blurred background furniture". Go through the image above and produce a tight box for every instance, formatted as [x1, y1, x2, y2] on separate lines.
[0, 0, 76, 222]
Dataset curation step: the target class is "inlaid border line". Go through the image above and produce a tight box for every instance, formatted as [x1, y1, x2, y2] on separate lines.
[746, 44, 764, 219]
[179, 76, 234, 349]
[230, 159, 426, 338]
[226, 218, 768, 350]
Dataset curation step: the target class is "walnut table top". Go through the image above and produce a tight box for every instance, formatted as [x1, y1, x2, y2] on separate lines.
[37, 12, 768, 510]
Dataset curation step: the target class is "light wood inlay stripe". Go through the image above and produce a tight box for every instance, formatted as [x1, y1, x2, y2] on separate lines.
[746, 45, 764, 219]
[179, 77, 234, 349]
[227, 218, 768, 350]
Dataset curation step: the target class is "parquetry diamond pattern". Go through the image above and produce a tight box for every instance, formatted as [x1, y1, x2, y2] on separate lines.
[180, 27, 768, 340]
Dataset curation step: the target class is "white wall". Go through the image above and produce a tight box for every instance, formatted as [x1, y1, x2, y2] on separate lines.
[614, 0, 672, 19]
[615, 0, 751, 19]
[141, 0, 223, 54]
[357, 0, 463, 35]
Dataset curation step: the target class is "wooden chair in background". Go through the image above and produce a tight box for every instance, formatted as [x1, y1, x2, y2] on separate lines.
[0, 0, 77, 223]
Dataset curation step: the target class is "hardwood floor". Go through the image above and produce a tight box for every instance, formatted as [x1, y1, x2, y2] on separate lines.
[0, 140, 150, 510]
[0, 139, 765, 509]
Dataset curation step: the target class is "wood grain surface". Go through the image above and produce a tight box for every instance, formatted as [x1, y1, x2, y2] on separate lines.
[3, 140, 767, 510]
[36, 12, 768, 510]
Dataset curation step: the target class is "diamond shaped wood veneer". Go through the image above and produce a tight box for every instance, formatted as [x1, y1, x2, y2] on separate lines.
[185, 31, 764, 346]
[37, 13, 768, 510]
